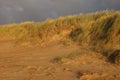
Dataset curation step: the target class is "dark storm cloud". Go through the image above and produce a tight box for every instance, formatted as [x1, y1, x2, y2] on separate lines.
[0, 0, 120, 24]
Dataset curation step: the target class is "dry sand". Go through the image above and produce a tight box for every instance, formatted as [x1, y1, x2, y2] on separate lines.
[0, 40, 120, 80]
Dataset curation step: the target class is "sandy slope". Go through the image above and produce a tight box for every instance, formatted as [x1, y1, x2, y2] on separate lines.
[0, 40, 120, 80]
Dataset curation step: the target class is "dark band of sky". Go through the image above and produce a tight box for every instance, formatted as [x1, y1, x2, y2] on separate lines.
[0, 0, 120, 24]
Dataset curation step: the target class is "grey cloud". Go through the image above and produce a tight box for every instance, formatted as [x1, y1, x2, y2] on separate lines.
[0, 0, 120, 24]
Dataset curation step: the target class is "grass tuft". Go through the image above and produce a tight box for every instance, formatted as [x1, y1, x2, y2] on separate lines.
[52, 51, 80, 63]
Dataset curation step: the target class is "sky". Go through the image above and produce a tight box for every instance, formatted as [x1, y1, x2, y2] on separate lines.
[0, 0, 120, 24]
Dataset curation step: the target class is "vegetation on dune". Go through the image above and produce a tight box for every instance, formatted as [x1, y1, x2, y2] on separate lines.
[52, 49, 107, 65]
[102, 49, 120, 65]
[52, 51, 81, 63]
[0, 10, 120, 63]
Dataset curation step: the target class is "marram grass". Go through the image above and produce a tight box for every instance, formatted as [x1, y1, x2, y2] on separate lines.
[0, 10, 120, 52]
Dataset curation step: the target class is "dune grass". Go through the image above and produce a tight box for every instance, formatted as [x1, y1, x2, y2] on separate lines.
[0, 10, 120, 56]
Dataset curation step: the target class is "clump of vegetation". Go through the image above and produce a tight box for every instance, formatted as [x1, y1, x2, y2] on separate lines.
[102, 49, 120, 65]
[52, 51, 81, 63]
[60, 38, 73, 46]
[0, 10, 120, 59]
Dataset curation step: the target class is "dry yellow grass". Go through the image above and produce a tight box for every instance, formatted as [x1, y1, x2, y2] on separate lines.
[0, 10, 120, 63]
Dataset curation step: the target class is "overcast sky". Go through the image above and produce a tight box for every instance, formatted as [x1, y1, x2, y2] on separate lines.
[0, 0, 120, 24]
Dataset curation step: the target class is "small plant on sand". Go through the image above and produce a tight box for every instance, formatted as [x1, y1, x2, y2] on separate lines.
[52, 51, 81, 63]
[102, 49, 120, 65]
